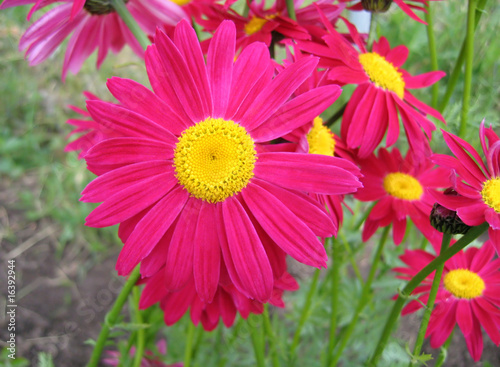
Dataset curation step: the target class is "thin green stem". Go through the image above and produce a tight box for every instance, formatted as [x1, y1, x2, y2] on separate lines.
[424, 3, 439, 108]
[368, 223, 488, 366]
[192, 323, 205, 361]
[184, 322, 196, 367]
[435, 330, 454, 367]
[409, 233, 452, 367]
[438, 0, 487, 113]
[290, 269, 321, 359]
[87, 266, 141, 367]
[326, 103, 347, 127]
[330, 226, 390, 367]
[111, 0, 149, 50]
[249, 314, 266, 367]
[367, 14, 377, 51]
[263, 305, 280, 367]
[339, 231, 364, 284]
[132, 287, 145, 367]
[459, 0, 477, 137]
[326, 238, 340, 367]
[285, 0, 296, 21]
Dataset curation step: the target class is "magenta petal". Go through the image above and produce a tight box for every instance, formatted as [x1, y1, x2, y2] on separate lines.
[254, 152, 362, 195]
[193, 203, 221, 303]
[207, 20, 235, 118]
[250, 85, 342, 142]
[164, 198, 201, 291]
[464, 318, 483, 362]
[240, 56, 319, 131]
[85, 172, 176, 227]
[116, 186, 189, 276]
[456, 300, 473, 336]
[222, 197, 273, 302]
[242, 182, 327, 268]
[139, 271, 167, 309]
[457, 203, 487, 226]
[485, 208, 500, 230]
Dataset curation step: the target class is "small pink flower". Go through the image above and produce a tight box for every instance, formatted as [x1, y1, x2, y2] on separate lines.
[0, 0, 187, 79]
[354, 147, 451, 244]
[103, 339, 182, 367]
[394, 243, 500, 361]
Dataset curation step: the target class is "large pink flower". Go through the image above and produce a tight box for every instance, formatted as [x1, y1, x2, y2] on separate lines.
[354, 147, 451, 244]
[0, 0, 186, 79]
[297, 19, 445, 158]
[81, 20, 361, 303]
[395, 243, 500, 361]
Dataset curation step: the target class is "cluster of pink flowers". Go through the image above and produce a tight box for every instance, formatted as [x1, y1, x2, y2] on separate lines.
[4, 0, 500, 363]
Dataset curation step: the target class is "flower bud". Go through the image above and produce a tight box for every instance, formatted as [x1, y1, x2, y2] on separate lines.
[430, 188, 471, 235]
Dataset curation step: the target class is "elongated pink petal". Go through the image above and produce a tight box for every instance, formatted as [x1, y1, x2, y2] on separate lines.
[240, 56, 319, 131]
[457, 203, 487, 226]
[222, 197, 273, 302]
[456, 300, 474, 336]
[164, 198, 201, 291]
[250, 85, 342, 142]
[85, 172, 176, 227]
[81, 160, 173, 202]
[139, 271, 167, 309]
[207, 20, 235, 118]
[442, 129, 489, 177]
[242, 182, 327, 268]
[393, 0, 427, 24]
[385, 45, 408, 67]
[254, 152, 362, 195]
[464, 318, 483, 361]
[405, 71, 445, 89]
[193, 203, 221, 303]
[358, 89, 388, 158]
[116, 186, 189, 276]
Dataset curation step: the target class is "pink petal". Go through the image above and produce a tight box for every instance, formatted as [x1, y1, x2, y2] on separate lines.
[456, 300, 473, 336]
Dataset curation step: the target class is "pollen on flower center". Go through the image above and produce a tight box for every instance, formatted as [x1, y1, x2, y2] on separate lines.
[307, 117, 335, 156]
[444, 269, 485, 299]
[358, 52, 405, 99]
[481, 177, 500, 213]
[383, 172, 423, 200]
[245, 16, 269, 35]
[173, 117, 257, 203]
[170, 0, 192, 5]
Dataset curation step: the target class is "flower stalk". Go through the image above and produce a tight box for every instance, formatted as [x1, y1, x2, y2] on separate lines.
[111, 0, 150, 50]
[132, 286, 145, 367]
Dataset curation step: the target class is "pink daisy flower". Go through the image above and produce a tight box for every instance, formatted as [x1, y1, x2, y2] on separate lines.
[297, 19, 445, 158]
[339, 0, 439, 24]
[81, 20, 362, 303]
[394, 243, 500, 361]
[0, 0, 187, 79]
[103, 339, 182, 367]
[354, 147, 451, 245]
[139, 265, 299, 331]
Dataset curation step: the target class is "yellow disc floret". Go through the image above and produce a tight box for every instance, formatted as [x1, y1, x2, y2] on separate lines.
[174, 117, 256, 203]
[481, 177, 500, 213]
[443, 269, 485, 299]
[383, 172, 423, 200]
[245, 16, 269, 35]
[307, 117, 336, 156]
[358, 52, 405, 99]
[170, 0, 192, 5]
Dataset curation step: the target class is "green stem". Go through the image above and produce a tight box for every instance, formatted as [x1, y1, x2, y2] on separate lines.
[111, 0, 150, 50]
[249, 314, 266, 367]
[87, 266, 141, 367]
[330, 226, 390, 367]
[424, 3, 439, 108]
[326, 238, 340, 367]
[263, 305, 280, 367]
[438, 0, 487, 113]
[435, 330, 454, 367]
[409, 233, 452, 367]
[285, 0, 296, 21]
[326, 103, 347, 127]
[132, 287, 145, 367]
[184, 322, 196, 367]
[339, 231, 364, 284]
[459, 0, 477, 137]
[367, 222, 488, 367]
[290, 269, 321, 359]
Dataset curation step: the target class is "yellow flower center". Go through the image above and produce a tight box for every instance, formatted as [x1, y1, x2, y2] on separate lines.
[173, 117, 256, 203]
[244, 16, 273, 35]
[383, 172, 423, 200]
[358, 52, 405, 99]
[307, 117, 335, 156]
[170, 0, 192, 5]
[443, 269, 485, 299]
[481, 177, 500, 213]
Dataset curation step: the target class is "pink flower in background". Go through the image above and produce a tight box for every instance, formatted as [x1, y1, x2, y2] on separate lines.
[394, 243, 500, 361]
[354, 147, 451, 245]
[339, 0, 439, 24]
[81, 20, 361, 303]
[297, 18, 445, 158]
[0, 0, 186, 79]
[103, 339, 182, 367]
